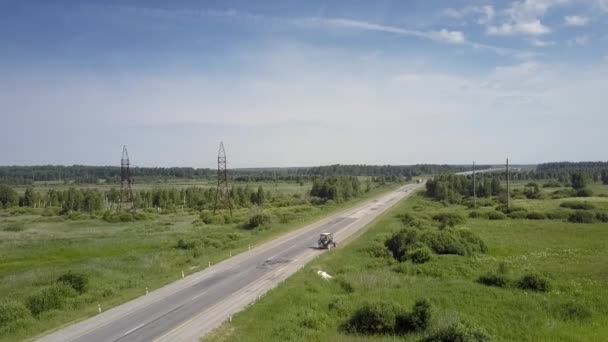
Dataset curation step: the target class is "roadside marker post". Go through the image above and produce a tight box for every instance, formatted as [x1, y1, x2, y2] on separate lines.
[146, 287, 149, 295]
[98, 304, 101, 313]
[208, 261, 211, 268]
[181, 270, 185, 279]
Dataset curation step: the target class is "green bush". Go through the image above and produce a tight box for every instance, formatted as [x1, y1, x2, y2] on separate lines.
[344, 302, 397, 335]
[176, 239, 196, 250]
[551, 188, 576, 199]
[432, 212, 466, 228]
[595, 211, 608, 222]
[507, 211, 528, 219]
[385, 227, 487, 262]
[477, 273, 508, 287]
[57, 271, 88, 294]
[575, 188, 593, 197]
[410, 246, 433, 264]
[244, 213, 272, 229]
[517, 274, 551, 292]
[560, 201, 596, 210]
[559, 301, 592, 321]
[526, 212, 546, 220]
[422, 320, 490, 342]
[398, 213, 431, 228]
[0, 300, 31, 327]
[487, 211, 506, 220]
[2, 221, 25, 232]
[363, 244, 392, 259]
[26, 283, 77, 316]
[395, 299, 432, 334]
[468, 211, 488, 219]
[568, 210, 596, 224]
[496, 205, 527, 214]
[545, 209, 571, 220]
[542, 180, 563, 188]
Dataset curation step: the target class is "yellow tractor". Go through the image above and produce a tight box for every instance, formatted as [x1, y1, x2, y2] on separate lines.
[318, 232, 337, 249]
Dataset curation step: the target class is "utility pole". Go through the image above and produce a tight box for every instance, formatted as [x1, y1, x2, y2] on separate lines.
[506, 158, 511, 209]
[473, 161, 476, 209]
[119, 145, 135, 212]
[213, 142, 233, 216]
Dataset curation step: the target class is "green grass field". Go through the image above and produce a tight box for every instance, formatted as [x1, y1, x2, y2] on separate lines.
[0, 181, 398, 341]
[205, 182, 608, 342]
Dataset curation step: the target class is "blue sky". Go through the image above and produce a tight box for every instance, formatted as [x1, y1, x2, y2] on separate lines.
[1, 0, 607, 167]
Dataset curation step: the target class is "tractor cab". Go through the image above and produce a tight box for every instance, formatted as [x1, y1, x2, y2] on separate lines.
[318, 233, 337, 249]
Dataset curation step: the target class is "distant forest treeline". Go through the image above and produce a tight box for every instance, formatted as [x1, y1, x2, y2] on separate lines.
[1, 162, 606, 185]
[0, 164, 483, 185]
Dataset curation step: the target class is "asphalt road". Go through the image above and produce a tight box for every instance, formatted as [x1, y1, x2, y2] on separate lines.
[37, 183, 422, 342]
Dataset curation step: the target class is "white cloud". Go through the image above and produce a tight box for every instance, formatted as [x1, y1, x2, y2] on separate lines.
[488, 19, 550, 35]
[564, 15, 589, 26]
[488, 0, 572, 36]
[431, 29, 465, 44]
[567, 35, 590, 46]
[442, 5, 495, 24]
[529, 38, 555, 46]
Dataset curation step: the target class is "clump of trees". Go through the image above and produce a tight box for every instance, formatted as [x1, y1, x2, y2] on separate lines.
[385, 227, 487, 262]
[343, 299, 432, 336]
[310, 176, 362, 203]
[425, 174, 503, 204]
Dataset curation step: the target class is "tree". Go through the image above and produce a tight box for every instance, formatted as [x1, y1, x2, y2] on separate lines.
[602, 171, 608, 185]
[0, 185, 19, 208]
[490, 178, 502, 196]
[570, 172, 588, 190]
[21, 187, 36, 207]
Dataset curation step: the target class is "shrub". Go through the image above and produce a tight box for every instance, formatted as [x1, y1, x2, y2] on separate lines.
[559, 301, 592, 321]
[364, 244, 392, 259]
[328, 297, 353, 317]
[542, 180, 563, 188]
[545, 209, 571, 220]
[244, 213, 272, 229]
[517, 274, 550, 292]
[507, 211, 528, 219]
[410, 246, 433, 264]
[57, 271, 88, 294]
[432, 212, 465, 228]
[468, 211, 488, 219]
[455, 229, 488, 254]
[526, 212, 546, 220]
[551, 188, 576, 199]
[422, 321, 490, 342]
[344, 302, 397, 335]
[575, 188, 593, 197]
[477, 273, 508, 287]
[568, 210, 596, 224]
[496, 205, 527, 214]
[395, 299, 432, 334]
[26, 283, 77, 316]
[0, 300, 31, 327]
[385, 228, 487, 261]
[176, 239, 196, 250]
[596, 212, 608, 223]
[560, 201, 596, 210]
[2, 221, 25, 232]
[487, 211, 506, 220]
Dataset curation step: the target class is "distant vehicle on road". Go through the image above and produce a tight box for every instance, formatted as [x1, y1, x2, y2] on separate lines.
[318, 233, 337, 249]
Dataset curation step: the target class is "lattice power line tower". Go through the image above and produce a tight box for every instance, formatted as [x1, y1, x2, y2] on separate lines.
[119, 145, 135, 211]
[213, 142, 233, 215]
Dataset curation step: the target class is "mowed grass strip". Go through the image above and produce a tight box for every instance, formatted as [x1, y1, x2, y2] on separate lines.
[205, 186, 608, 342]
